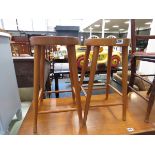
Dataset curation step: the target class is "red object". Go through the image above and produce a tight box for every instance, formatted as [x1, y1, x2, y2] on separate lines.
[77, 56, 85, 69]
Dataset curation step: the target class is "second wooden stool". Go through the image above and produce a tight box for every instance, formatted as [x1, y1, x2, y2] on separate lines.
[80, 38, 130, 125]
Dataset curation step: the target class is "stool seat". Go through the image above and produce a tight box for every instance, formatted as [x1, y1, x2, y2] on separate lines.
[85, 38, 130, 46]
[30, 36, 79, 46]
[30, 36, 82, 133]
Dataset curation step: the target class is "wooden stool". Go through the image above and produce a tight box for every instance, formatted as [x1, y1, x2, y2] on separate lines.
[80, 38, 130, 125]
[30, 36, 82, 133]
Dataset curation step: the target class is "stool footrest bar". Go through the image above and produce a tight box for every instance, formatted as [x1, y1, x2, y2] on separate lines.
[90, 103, 123, 108]
[45, 90, 72, 94]
[108, 84, 122, 96]
[38, 108, 77, 114]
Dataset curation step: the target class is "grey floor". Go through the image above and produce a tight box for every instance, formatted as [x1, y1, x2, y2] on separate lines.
[8, 101, 31, 135]
[51, 74, 121, 98]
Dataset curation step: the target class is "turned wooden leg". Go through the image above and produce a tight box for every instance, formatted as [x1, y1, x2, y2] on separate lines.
[80, 46, 91, 85]
[105, 46, 113, 99]
[54, 73, 60, 98]
[83, 46, 100, 125]
[67, 45, 82, 125]
[121, 46, 128, 121]
[33, 45, 41, 133]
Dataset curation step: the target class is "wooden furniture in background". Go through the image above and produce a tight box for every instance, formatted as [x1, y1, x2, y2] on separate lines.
[11, 36, 31, 56]
[30, 36, 82, 133]
[128, 19, 155, 122]
[13, 57, 51, 89]
[80, 38, 130, 125]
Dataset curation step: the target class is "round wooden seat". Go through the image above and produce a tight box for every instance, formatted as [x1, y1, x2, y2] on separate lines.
[30, 36, 79, 46]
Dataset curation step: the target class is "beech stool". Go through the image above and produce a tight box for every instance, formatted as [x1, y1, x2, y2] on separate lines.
[80, 38, 130, 125]
[30, 36, 82, 133]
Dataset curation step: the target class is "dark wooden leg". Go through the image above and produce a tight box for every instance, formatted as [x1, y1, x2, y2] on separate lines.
[121, 46, 128, 121]
[54, 73, 59, 98]
[105, 46, 113, 99]
[83, 46, 100, 125]
[33, 45, 41, 133]
[145, 78, 155, 122]
[128, 56, 136, 93]
[67, 45, 83, 125]
[80, 46, 91, 85]
[147, 84, 153, 96]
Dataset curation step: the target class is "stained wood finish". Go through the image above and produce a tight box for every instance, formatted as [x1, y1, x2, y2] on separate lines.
[131, 19, 136, 54]
[128, 57, 136, 93]
[30, 36, 82, 133]
[81, 38, 130, 125]
[18, 92, 155, 135]
[85, 38, 130, 46]
[136, 35, 155, 39]
[30, 36, 79, 46]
